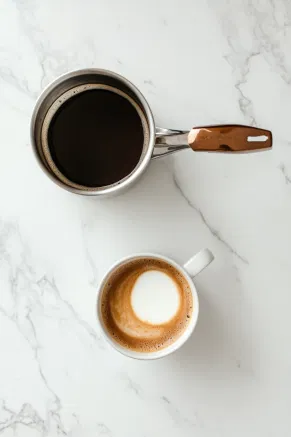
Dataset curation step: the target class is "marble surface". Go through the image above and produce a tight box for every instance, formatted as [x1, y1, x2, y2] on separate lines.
[0, 0, 291, 435]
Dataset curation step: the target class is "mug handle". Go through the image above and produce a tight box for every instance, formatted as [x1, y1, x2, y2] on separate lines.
[153, 125, 272, 158]
[183, 248, 214, 277]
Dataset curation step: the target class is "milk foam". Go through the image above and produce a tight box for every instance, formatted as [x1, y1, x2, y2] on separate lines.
[131, 270, 180, 325]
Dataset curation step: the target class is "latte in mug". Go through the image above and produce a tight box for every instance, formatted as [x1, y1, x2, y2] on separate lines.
[100, 257, 193, 353]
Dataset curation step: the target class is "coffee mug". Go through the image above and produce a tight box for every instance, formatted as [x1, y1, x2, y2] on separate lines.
[96, 249, 214, 359]
[31, 69, 272, 197]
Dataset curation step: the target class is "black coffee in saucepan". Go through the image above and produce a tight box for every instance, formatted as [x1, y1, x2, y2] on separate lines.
[47, 88, 148, 187]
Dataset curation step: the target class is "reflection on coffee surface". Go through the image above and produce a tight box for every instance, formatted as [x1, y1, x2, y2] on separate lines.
[101, 258, 193, 352]
[46, 87, 148, 188]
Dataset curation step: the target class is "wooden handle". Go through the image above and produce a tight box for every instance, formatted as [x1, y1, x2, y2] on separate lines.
[188, 125, 272, 152]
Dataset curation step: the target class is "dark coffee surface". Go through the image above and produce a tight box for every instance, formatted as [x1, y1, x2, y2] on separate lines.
[48, 89, 145, 187]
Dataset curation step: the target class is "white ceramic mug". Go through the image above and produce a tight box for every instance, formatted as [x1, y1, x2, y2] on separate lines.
[96, 249, 214, 360]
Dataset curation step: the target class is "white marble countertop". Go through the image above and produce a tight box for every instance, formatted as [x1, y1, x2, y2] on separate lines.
[1, 0, 291, 435]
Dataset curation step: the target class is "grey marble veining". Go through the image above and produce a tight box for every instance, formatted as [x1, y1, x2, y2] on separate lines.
[0, 0, 291, 435]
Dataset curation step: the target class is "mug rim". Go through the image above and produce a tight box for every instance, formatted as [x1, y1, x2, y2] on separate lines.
[96, 253, 199, 360]
[30, 68, 156, 196]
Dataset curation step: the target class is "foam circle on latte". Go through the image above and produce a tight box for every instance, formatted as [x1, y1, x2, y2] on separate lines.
[131, 271, 180, 324]
[100, 257, 193, 353]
